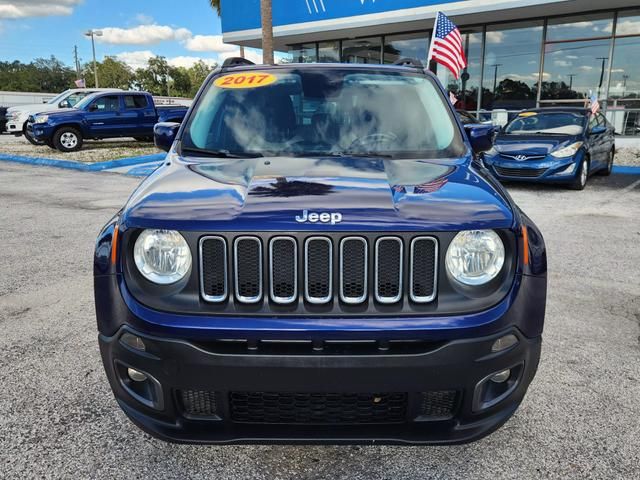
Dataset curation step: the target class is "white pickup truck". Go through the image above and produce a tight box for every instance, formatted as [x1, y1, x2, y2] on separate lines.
[4, 88, 121, 144]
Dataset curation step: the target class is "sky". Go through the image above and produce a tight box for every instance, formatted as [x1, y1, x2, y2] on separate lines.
[0, 0, 262, 69]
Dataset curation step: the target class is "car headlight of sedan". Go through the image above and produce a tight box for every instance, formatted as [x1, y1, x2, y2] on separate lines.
[446, 230, 505, 286]
[550, 141, 583, 158]
[133, 229, 192, 284]
[33, 114, 49, 124]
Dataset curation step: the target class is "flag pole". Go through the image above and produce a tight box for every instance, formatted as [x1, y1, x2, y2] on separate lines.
[427, 12, 440, 74]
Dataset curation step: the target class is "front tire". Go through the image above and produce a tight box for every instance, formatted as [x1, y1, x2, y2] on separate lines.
[598, 148, 614, 176]
[569, 157, 589, 190]
[53, 127, 83, 153]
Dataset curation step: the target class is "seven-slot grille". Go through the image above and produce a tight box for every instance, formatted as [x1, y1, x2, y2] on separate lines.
[199, 235, 438, 306]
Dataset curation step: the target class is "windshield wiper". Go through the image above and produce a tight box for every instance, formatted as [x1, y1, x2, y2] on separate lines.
[180, 147, 263, 158]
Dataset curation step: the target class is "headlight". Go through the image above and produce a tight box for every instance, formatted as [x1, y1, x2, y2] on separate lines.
[34, 114, 49, 124]
[6, 111, 18, 120]
[445, 230, 505, 286]
[484, 146, 499, 157]
[550, 141, 583, 158]
[133, 229, 192, 284]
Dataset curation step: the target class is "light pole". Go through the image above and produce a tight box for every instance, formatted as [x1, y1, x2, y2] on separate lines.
[490, 64, 502, 94]
[85, 29, 103, 87]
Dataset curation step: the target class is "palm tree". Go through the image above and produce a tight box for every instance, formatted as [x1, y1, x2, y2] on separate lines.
[209, 0, 220, 15]
[260, 0, 274, 64]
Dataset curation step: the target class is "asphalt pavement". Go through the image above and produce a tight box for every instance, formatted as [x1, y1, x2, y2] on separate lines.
[0, 162, 639, 479]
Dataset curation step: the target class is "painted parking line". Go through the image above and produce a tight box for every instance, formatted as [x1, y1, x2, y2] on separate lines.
[0, 152, 166, 176]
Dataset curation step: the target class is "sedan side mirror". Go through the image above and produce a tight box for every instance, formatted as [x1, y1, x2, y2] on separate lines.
[464, 124, 495, 154]
[590, 125, 606, 135]
[154, 122, 181, 152]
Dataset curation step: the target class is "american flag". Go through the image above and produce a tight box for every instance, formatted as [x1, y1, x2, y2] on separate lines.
[428, 12, 467, 79]
[75, 79, 86, 88]
[589, 92, 600, 114]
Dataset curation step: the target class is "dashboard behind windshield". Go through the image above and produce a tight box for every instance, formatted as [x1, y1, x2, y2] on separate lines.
[504, 112, 586, 135]
[182, 68, 465, 159]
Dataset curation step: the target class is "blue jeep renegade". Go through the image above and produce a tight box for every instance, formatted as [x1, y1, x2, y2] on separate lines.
[94, 58, 547, 445]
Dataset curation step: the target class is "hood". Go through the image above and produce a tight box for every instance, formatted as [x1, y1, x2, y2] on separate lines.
[7, 103, 61, 116]
[39, 108, 78, 119]
[494, 134, 580, 156]
[122, 155, 514, 232]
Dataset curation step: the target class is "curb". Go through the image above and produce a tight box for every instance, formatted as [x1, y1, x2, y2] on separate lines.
[612, 165, 640, 175]
[0, 152, 166, 175]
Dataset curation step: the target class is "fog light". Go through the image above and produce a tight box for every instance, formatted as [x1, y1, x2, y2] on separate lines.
[490, 369, 511, 383]
[121, 333, 146, 351]
[491, 334, 518, 352]
[127, 368, 148, 382]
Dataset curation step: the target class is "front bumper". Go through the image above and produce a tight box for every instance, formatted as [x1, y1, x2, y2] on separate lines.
[484, 152, 583, 184]
[5, 120, 23, 134]
[99, 324, 541, 445]
[26, 122, 54, 141]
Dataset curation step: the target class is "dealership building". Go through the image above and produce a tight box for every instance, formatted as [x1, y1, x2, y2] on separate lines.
[220, 0, 640, 135]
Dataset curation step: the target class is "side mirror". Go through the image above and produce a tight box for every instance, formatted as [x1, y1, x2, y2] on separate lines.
[590, 125, 606, 135]
[154, 122, 180, 152]
[464, 124, 495, 154]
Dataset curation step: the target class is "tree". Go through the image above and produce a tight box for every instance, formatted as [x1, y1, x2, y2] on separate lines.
[188, 60, 214, 96]
[209, 0, 220, 15]
[168, 66, 192, 97]
[83, 57, 134, 90]
[260, 0, 274, 64]
[134, 56, 171, 95]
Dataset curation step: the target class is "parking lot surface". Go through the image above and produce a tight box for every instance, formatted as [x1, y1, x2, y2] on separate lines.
[0, 162, 638, 479]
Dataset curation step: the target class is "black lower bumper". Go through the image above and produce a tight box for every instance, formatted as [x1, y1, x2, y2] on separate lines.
[99, 327, 541, 445]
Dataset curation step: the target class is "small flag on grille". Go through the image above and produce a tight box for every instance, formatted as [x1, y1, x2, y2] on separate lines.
[75, 78, 86, 88]
[589, 91, 600, 114]
[428, 12, 467, 79]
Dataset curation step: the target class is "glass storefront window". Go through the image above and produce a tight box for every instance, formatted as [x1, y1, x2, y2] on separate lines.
[482, 21, 543, 110]
[383, 32, 429, 65]
[342, 37, 382, 64]
[433, 27, 483, 112]
[290, 44, 317, 63]
[546, 13, 614, 41]
[541, 38, 612, 100]
[318, 41, 340, 62]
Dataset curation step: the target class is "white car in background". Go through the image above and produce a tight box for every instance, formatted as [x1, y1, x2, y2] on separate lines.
[5, 88, 121, 144]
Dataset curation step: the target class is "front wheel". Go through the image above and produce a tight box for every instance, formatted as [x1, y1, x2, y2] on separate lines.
[53, 127, 83, 153]
[569, 157, 589, 190]
[597, 148, 614, 176]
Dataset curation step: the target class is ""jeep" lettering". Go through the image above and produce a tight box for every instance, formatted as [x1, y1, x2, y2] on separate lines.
[295, 210, 342, 225]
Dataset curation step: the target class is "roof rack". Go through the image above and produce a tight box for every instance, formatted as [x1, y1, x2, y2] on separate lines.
[221, 57, 256, 68]
[393, 58, 424, 69]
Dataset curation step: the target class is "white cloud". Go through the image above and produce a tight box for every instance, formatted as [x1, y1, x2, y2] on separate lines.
[97, 24, 192, 45]
[578, 65, 594, 72]
[168, 56, 216, 68]
[610, 68, 625, 73]
[554, 60, 572, 67]
[115, 50, 218, 70]
[0, 0, 82, 18]
[184, 34, 237, 53]
[612, 19, 640, 36]
[115, 50, 155, 70]
[565, 55, 579, 60]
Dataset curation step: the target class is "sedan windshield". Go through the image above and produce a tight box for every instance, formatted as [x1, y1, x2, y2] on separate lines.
[504, 112, 586, 135]
[182, 68, 465, 159]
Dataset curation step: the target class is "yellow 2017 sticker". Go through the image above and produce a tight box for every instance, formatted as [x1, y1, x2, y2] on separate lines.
[214, 72, 277, 89]
[518, 112, 538, 117]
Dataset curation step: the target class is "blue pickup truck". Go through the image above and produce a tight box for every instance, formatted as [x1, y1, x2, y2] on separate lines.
[94, 59, 547, 445]
[27, 91, 188, 152]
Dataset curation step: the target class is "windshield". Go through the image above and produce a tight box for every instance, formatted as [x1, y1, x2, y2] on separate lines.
[47, 90, 71, 105]
[182, 68, 465, 159]
[504, 112, 586, 135]
[74, 93, 100, 110]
